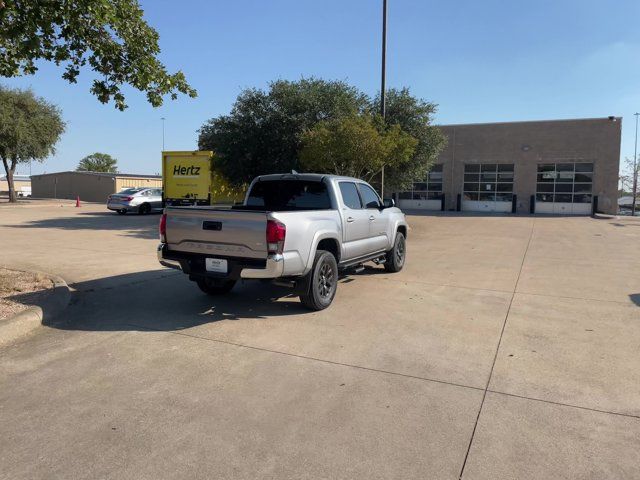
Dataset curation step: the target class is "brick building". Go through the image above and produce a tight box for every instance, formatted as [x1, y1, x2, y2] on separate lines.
[31, 171, 162, 202]
[396, 117, 621, 215]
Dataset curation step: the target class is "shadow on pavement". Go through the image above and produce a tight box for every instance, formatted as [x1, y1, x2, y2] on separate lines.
[402, 210, 528, 218]
[43, 269, 316, 332]
[5, 287, 55, 316]
[610, 222, 640, 228]
[630, 294, 640, 307]
[4, 210, 160, 239]
[402, 210, 608, 219]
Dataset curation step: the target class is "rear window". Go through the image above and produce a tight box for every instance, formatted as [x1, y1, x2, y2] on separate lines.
[246, 180, 332, 211]
[118, 188, 143, 195]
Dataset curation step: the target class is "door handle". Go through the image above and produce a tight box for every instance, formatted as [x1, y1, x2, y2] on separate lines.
[346, 217, 355, 223]
[369, 215, 375, 221]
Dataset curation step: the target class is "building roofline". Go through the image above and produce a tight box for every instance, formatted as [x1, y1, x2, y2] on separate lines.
[30, 171, 161, 179]
[437, 116, 622, 128]
[1, 175, 31, 181]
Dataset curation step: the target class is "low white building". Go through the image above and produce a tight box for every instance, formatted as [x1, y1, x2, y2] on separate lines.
[0, 174, 31, 197]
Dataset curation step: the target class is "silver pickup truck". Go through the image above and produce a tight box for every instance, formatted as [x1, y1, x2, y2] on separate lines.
[158, 173, 408, 310]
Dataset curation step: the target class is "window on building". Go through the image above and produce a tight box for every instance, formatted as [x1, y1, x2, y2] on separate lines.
[535, 163, 593, 203]
[398, 164, 443, 200]
[463, 163, 514, 201]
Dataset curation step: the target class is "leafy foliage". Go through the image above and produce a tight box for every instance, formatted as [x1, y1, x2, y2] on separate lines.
[199, 79, 444, 190]
[209, 171, 246, 204]
[0, 0, 197, 110]
[0, 85, 65, 202]
[299, 115, 417, 183]
[372, 88, 446, 190]
[198, 78, 369, 185]
[76, 152, 118, 173]
[619, 157, 639, 212]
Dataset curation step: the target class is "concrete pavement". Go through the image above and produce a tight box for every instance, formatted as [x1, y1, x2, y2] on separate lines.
[1, 203, 639, 479]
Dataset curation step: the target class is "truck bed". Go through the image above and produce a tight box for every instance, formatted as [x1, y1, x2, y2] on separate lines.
[164, 206, 269, 259]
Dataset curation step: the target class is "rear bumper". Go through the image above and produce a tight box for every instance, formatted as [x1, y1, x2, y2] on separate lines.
[240, 254, 284, 278]
[157, 244, 284, 280]
[107, 203, 137, 212]
[157, 245, 182, 270]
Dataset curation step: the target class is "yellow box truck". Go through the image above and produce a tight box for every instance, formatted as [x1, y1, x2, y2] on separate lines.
[162, 151, 213, 206]
[162, 150, 246, 206]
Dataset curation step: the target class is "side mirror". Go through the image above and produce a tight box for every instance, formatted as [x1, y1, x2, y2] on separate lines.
[382, 198, 395, 209]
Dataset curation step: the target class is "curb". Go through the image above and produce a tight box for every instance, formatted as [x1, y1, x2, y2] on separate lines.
[0, 273, 71, 348]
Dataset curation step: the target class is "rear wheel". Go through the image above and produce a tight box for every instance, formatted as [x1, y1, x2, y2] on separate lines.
[384, 231, 406, 272]
[138, 203, 151, 215]
[117, 209, 127, 215]
[300, 250, 338, 311]
[196, 278, 236, 295]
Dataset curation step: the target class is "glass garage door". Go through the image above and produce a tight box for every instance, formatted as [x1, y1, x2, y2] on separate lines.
[397, 164, 443, 210]
[536, 163, 593, 215]
[462, 164, 514, 212]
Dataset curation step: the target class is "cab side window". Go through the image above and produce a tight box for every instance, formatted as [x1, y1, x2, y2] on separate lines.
[358, 183, 381, 209]
[339, 182, 362, 209]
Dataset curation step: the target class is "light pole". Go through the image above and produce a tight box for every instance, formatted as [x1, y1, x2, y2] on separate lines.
[633, 113, 639, 216]
[380, 0, 387, 198]
[161, 117, 166, 151]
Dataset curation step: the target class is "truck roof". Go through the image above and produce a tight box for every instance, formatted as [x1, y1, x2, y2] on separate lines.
[255, 173, 363, 183]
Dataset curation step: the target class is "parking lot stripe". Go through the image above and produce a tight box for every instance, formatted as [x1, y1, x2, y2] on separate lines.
[512, 290, 638, 306]
[126, 321, 486, 393]
[373, 276, 513, 296]
[458, 218, 536, 480]
[486, 389, 640, 420]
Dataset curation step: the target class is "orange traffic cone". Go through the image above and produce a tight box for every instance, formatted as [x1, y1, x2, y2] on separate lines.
[75, 196, 81, 207]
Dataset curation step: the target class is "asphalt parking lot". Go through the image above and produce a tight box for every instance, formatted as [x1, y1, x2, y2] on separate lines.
[1, 201, 640, 479]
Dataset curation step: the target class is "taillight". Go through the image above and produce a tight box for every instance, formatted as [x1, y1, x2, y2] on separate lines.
[159, 213, 167, 242]
[266, 220, 286, 254]
[107, 195, 112, 201]
[125, 196, 134, 201]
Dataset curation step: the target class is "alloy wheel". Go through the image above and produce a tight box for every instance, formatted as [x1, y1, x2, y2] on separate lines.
[396, 236, 405, 264]
[317, 261, 335, 299]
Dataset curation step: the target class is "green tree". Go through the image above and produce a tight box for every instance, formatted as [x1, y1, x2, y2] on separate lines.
[0, 0, 196, 110]
[199, 80, 444, 191]
[198, 78, 369, 185]
[76, 152, 118, 173]
[0, 86, 65, 202]
[619, 157, 639, 214]
[372, 88, 446, 190]
[299, 115, 417, 183]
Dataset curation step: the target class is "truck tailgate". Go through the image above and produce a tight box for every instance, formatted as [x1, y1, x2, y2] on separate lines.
[165, 207, 268, 259]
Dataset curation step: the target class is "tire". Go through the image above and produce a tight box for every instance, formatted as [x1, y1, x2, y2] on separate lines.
[117, 209, 127, 215]
[299, 250, 338, 311]
[384, 231, 406, 272]
[196, 278, 236, 295]
[138, 203, 151, 215]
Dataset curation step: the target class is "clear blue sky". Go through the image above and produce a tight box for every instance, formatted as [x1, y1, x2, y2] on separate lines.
[4, 0, 640, 176]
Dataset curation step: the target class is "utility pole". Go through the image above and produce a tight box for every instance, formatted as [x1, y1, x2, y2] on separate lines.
[161, 117, 166, 151]
[632, 113, 639, 215]
[380, 0, 387, 198]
